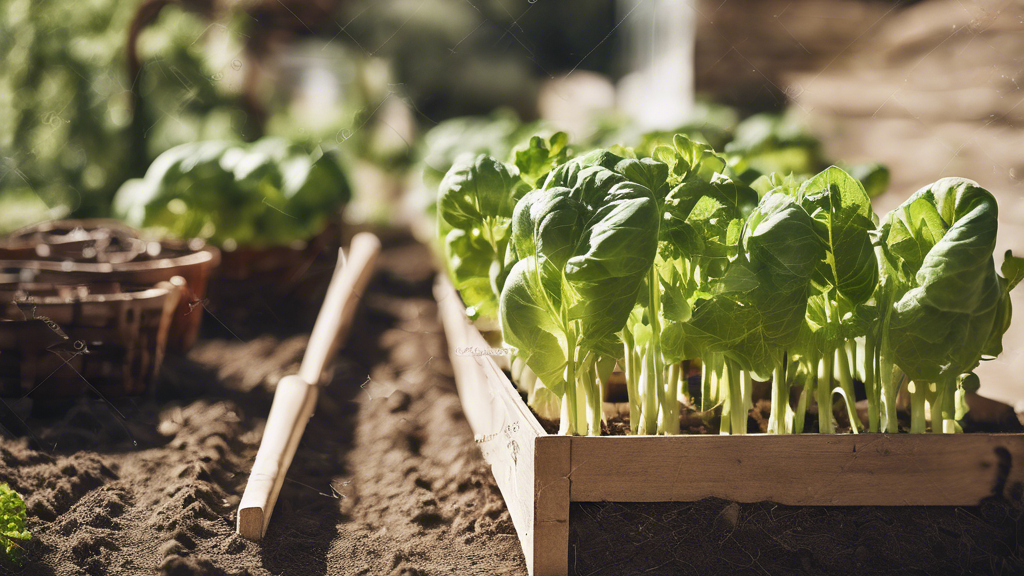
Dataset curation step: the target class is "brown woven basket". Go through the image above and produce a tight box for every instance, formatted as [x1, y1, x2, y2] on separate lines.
[0, 280, 180, 398]
[0, 219, 219, 351]
[213, 217, 340, 283]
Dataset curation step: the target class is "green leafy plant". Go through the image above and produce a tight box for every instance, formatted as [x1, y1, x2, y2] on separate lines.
[418, 111, 550, 192]
[436, 154, 527, 320]
[113, 138, 351, 249]
[0, 484, 30, 566]
[435, 127, 1022, 436]
[875, 178, 1024, 433]
[500, 150, 660, 435]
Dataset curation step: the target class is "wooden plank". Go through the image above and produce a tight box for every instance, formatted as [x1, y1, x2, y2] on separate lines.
[435, 276, 549, 574]
[434, 275, 545, 438]
[569, 434, 1024, 506]
[533, 435, 570, 576]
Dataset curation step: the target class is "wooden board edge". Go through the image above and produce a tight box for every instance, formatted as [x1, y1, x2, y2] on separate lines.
[567, 433, 1024, 506]
[434, 272, 549, 571]
[434, 273, 546, 437]
[532, 435, 571, 576]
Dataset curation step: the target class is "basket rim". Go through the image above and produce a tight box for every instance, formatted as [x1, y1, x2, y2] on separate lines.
[0, 248, 219, 273]
[0, 218, 221, 271]
[0, 283, 175, 307]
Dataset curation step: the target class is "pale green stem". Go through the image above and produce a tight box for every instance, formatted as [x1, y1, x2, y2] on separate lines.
[639, 344, 659, 435]
[931, 382, 944, 434]
[847, 340, 859, 383]
[740, 370, 753, 414]
[583, 355, 601, 436]
[863, 334, 879, 433]
[728, 359, 747, 435]
[660, 362, 681, 435]
[909, 380, 927, 434]
[719, 358, 731, 435]
[644, 270, 665, 435]
[878, 350, 898, 433]
[679, 360, 691, 405]
[794, 384, 808, 434]
[624, 341, 640, 435]
[835, 346, 859, 433]
[701, 353, 719, 412]
[933, 376, 957, 434]
[818, 350, 835, 434]
[769, 358, 788, 434]
[563, 325, 579, 436]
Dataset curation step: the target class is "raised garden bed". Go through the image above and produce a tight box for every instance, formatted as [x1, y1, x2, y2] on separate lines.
[435, 275, 1024, 576]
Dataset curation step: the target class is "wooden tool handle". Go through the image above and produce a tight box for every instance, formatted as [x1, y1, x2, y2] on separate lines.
[237, 232, 381, 541]
[237, 374, 318, 540]
[299, 232, 381, 385]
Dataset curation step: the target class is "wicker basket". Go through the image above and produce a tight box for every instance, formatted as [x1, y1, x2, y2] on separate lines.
[214, 218, 340, 283]
[0, 219, 219, 351]
[0, 280, 180, 398]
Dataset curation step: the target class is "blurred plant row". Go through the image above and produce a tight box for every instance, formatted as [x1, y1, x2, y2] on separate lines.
[411, 103, 889, 225]
[0, 0, 623, 238]
[0, 0, 400, 238]
[0, 0, 883, 258]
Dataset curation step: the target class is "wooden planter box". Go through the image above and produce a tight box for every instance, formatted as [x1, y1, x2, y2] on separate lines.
[434, 275, 1024, 576]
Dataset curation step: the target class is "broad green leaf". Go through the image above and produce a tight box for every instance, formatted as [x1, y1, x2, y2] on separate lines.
[885, 196, 948, 281]
[884, 178, 1006, 382]
[799, 166, 878, 305]
[445, 229, 500, 319]
[500, 257, 567, 394]
[501, 170, 660, 391]
[1001, 250, 1024, 291]
[437, 154, 524, 231]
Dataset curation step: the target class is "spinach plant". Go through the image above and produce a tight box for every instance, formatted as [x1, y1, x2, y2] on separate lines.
[500, 151, 661, 435]
[435, 129, 1022, 436]
[878, 178, 1024, 433]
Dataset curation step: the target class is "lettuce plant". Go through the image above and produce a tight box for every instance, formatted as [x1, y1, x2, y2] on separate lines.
[877, 178, 1023, 433]
[437, 154, 527, 320]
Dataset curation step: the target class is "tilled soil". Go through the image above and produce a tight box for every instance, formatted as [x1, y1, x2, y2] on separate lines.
[0, 230, 526, 575]
[570, 497, 1024, 576]
[3, 228, 1024, 576]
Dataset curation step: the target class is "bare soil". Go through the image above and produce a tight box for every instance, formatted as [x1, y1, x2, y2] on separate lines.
[0, 229, 525, 575]
[570, 497, 1024, 576]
